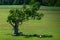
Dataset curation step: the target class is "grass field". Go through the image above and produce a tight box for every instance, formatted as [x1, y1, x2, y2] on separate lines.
[0, 6, 60, 40]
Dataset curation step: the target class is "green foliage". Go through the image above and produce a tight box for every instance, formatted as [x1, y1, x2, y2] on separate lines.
[7, 9, 25, 25]
[55, 0, 60, 6]
[7, 0, 44, 26]
[29, 0, 36, 5]
[0, 0, 60, 6]
[42, 0, 60, 6]
[42, 0, 57, 6]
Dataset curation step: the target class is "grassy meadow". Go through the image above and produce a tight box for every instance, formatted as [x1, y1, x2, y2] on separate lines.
[0, 6, 60, 40]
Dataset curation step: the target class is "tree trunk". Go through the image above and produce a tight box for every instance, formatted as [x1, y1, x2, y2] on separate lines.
[13, 21, 20, 36]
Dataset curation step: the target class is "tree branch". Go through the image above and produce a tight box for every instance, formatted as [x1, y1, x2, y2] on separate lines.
[9, 21, 14, 27]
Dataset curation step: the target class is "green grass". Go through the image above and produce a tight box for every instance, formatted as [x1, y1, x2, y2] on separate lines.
[0, 7, 60, 40]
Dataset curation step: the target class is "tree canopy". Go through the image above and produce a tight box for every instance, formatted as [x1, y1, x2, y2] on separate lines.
[7, 3, 43, 26]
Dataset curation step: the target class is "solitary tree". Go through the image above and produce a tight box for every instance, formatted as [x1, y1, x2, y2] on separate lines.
[7, 0, 44, 36]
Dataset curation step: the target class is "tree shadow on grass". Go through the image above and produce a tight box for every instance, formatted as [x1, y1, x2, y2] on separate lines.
[12, 32, 53, 38]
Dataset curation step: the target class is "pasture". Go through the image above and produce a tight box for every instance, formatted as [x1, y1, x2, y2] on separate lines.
[0, 6, 60, 40]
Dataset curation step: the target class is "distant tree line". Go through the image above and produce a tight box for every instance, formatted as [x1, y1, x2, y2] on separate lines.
[0, 0, 60, 6]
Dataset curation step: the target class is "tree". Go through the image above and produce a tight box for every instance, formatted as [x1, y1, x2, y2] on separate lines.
[55, 0, 60, 6]
[7, 0, 44, 36]
[42, 0, 57, 6]
[13, 0, 20, 5]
